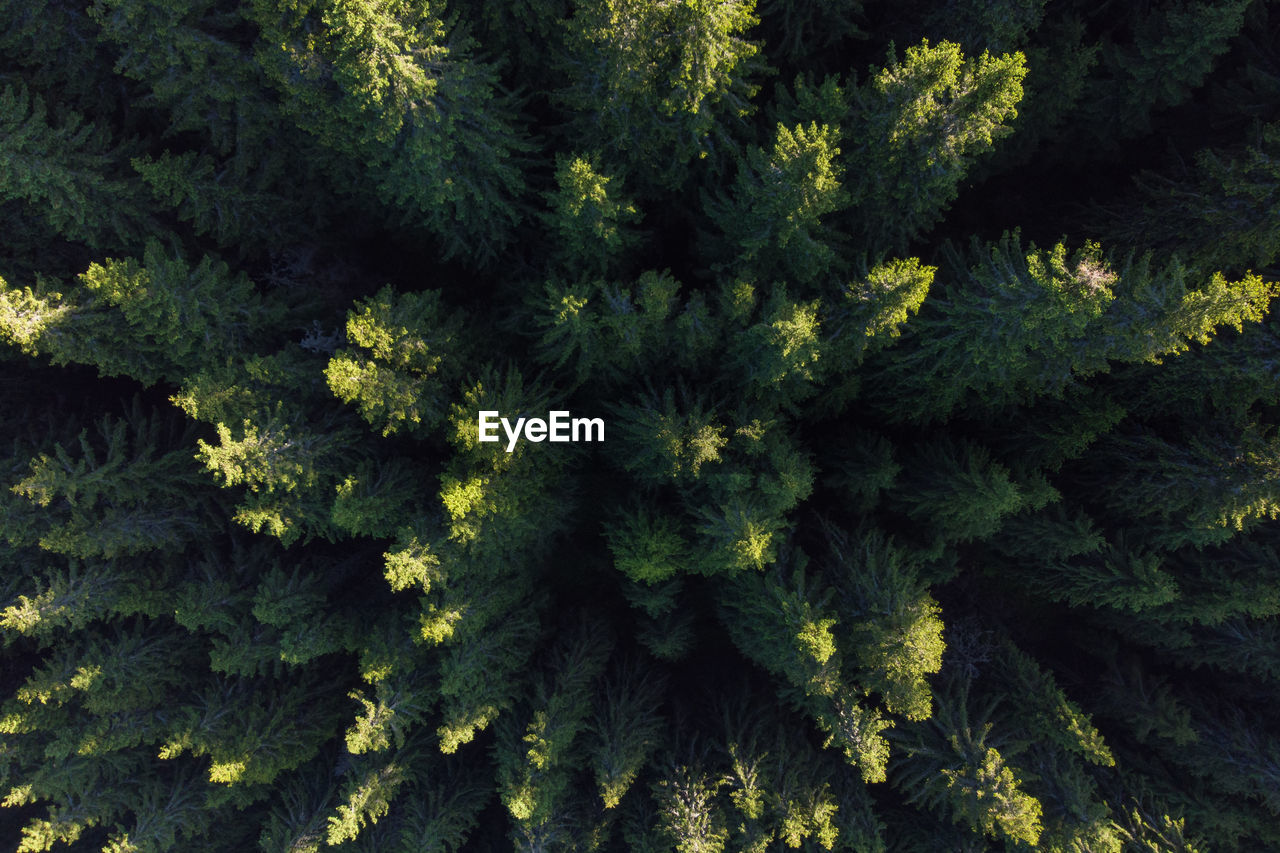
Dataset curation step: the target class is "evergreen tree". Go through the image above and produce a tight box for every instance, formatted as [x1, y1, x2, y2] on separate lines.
[246, 0, 528, 260]
[559, 0, 762, 190]
[325, 286, 469, 438]
[707, 121, 848, 284]
[866, 235, 1276, 422]
[1, 1, 1279, 849]
[843, 41, 1026, 256]
[0, 84, 149, 251]
[0, 241, 277, 386]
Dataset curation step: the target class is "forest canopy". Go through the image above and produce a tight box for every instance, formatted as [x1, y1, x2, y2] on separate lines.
[2, 0, 1280, 851]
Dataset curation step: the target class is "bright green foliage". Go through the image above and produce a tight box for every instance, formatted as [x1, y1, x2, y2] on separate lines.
[195, 404, 355, 545]
[872, 235, 1277, 421]
[497, 620, 611, 833]
[545, 154, 640, 275]
[604, 506, 688, 584]
[436, 366, 572, 556]
[613, 389, 728, 485]
[247, 0, 526, 260]
[382, 529, 445, 595]
[834, 258, 935, 345]
[815, 258, 934, 410]
[2, 2, 1280, 850]
[730, 284, 824, 405]
[716, 715, 843, 850]
[0, 241, 272, 386]
[1113, 805, 1206, 853]
[825, 528, 945, 722]
[0, 559, 135, 644]
[342, 648, 438, 757]
[326, 760, 405, 845]
[845, 41, 1026, 255]
[718, 561, 894, 783]
[709, 122, 848, 284]
[176, 343, 370, 547]
[652, 763, 729, 853]
[561, 0, 761, 187]
[326, 286, 468, 437]
[895, 683, 1043, 847]
[0, 84, 148, 250]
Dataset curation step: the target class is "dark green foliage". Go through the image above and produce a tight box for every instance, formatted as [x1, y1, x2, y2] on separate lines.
[1112, 122, 1280, 272]
[1085, 0, 1252, 143]
[0, 240, 277, 385]
[247, 0, 528, 261]
[2, 2, 1280, 851]
[867, 234, 1277, 421]
[843, 41, 1026, 256]
[707, 121, 848, 284]
[558, 0, 762, 190]
[0, 85, 149, 251]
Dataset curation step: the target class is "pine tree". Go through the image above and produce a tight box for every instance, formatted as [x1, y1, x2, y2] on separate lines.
[496, 618, 611, 836]
[0, 407, 210, 560]
[717, 557, 894, 783]
[888, 438, 1036, 547]
[893, 679, 1044, 847]
[843, 41, 1026, 256]
[707, 121, 848, 285]
[559, 0, 762, 190]
[1086, 419, 1280, 548]
[824, 526, 946, 723]
[325, 286, 469, 438]
[1113, 122, 1280, 272]
[246, 0, 528, 261]
[0, 84, 149, 251]
[866, 235, 1277, 422]
[0, 241, 277, 386]
[544, 154, 641, 277]
[589, 660, 667, 811]
[1083, 0, 1252, 143]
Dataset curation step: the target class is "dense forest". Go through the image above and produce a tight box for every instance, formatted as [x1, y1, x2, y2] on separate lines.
[1, 0, 1279, 850]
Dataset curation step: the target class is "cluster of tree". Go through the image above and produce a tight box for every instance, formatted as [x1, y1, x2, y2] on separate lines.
[1, 0, 1279, 850]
